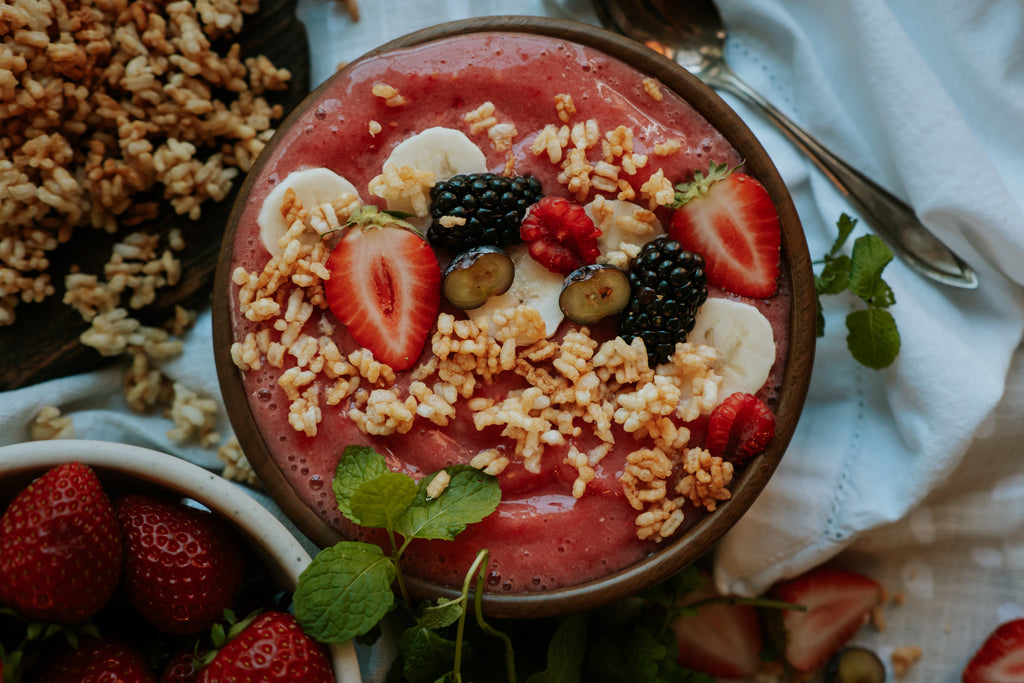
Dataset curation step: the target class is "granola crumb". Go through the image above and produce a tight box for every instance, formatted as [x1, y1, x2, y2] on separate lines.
[218, 435, 262, 488]
[890, 645, 923, 678]
[30, 406, 75, 441]
[642, 77, 664, 101]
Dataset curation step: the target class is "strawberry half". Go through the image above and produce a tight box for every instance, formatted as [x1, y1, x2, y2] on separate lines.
[0, 462, 122, 624]
[705, 392, 777, 464]
[324, 206, 441, 371]
[772, 566, 882, 672]
[670, 581, 764, 678]
[116, 493, 246, 636]
[963, 619, 1024, 683]
[668, 161, 781, 298]
[520, 196, 602, 274]
[197, 611, 333, 683]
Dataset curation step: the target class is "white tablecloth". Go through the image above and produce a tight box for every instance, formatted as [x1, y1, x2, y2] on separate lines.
[3, 1, 1023, 680]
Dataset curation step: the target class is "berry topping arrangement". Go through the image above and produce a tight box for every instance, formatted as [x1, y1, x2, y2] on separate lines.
[223, 29, 798, 598]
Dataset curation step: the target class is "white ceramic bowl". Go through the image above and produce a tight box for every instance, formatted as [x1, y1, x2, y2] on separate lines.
[0, 439, 362, 683]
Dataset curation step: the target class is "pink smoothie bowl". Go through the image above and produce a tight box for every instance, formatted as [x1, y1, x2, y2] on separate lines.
[212, 16, 816, 619]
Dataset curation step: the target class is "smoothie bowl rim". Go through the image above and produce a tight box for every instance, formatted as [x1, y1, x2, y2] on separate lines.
[0, 438, 362, 683]
[212, 15, 816, 619]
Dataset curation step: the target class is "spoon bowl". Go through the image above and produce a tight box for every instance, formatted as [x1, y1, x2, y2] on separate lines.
[593, 0, 978, 289]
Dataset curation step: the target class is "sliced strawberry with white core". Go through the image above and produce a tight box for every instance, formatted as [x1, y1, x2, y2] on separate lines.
[772, 566, 882, 672]
[324, 207, 441, 371]
[963, 619, 1024, 683]
[669, 161, 781, 298]
[670, 582, 763, 678]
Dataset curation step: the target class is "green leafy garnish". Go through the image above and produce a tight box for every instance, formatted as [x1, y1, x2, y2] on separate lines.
[294, 446, 505, 678]
[815, 214, 901, 369]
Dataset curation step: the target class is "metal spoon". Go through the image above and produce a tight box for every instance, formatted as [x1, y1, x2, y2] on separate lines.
[592, 0, 978, 289]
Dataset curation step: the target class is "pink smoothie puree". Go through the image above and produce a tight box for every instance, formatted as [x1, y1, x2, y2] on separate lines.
[227, 31, 792, 593]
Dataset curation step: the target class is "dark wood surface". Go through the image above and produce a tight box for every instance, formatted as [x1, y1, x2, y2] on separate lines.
[214, 16, 816, 619]
[0, 0, 310, 391]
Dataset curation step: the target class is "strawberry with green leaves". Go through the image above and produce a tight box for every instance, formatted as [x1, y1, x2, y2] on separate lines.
[196, 611, 333, 683]
[669, 161, 782, 298]
[324, 205, 441, 371]
[116, 494, 245, 636]
[0, 462, 122, 624]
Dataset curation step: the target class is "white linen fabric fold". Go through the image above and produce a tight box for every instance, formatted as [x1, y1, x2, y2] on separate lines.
[2, 2, 1023, 671]
[709, 0, 1024, 595]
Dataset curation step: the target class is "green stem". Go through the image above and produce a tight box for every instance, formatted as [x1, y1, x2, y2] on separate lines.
[386, 527, 413, 611]
[684, 595, 806, 612]
[451, 550, 491, 683]
[472, 562, 517, 683]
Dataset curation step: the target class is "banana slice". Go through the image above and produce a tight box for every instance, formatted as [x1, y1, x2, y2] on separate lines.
[374, 127, 488, 218]
[258, 167, 360, 255]
[584, 197, 665, 258]
[466, 244, 565, 344]
[687, 298, 776, 399]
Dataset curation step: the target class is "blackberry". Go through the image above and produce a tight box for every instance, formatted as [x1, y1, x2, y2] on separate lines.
[428, 173, 543, 251]
[619, 236, 708, 364]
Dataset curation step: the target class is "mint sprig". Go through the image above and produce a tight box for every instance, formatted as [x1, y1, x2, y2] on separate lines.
[815, 214, 901, 369]
[294, 444, 505, 679]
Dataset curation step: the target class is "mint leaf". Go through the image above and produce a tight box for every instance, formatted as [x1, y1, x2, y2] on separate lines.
[588, 626, 667, 682]
[396, 466, 501, 541]
[526, 613, 588, 683]
[398, 625, 461, 683]
[293, 541, 397, 643]
[816, 253, 851, 296]
[814, 214, 901, 369]
[846, 307, 901, 369]
[333, 445, 389, 524]
[829, 212, 858, 256]
[349, 471, 417, 529]
[848, 234, 895, 305]
[417, 596, 466, 631]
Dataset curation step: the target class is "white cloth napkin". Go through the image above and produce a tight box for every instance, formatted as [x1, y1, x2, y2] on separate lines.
[709, 0, 1024, 595]
[3, 1, 1024, 679]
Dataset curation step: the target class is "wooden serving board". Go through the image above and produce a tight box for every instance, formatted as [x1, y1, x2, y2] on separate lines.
[0, 0, 310, 392]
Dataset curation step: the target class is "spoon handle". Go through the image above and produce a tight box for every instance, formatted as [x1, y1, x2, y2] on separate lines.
[703, 64, 978, 289]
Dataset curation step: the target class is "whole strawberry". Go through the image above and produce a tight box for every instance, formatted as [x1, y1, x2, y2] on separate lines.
[0, 462, 122, 623]
[34, 636, 157, 683]
[116, 493, 245, 635]
[197, 611, 333, 683]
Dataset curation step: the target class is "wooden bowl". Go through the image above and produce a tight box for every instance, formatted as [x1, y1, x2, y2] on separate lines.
[0, 440, 362, 682]
[213, 16, 815, 619]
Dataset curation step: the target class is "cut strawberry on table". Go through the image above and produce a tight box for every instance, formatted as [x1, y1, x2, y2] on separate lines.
[0, 462, 122, 624]
[670, 581, 764, 678]
[520, 195, 602, 274]
[324, 205, 441, 371]
[962, 618, 1024, 683]
[668, 161, 781, 298]
[196, 610, 334, 683]
[705, 391, 777, 464]
[116, 493, 246, 636]
[772, 566, 882, 672]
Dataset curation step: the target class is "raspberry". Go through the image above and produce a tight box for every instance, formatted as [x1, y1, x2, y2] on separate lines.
[520, 196, 602, 274]
[705, 392, 776, 464]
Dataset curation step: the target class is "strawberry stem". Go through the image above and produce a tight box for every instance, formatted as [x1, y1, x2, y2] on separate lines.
[672, 160, 744, 207]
